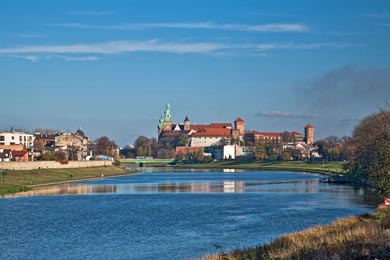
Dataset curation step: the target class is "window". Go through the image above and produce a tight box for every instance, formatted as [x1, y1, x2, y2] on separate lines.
[20, 136, 22, 141]
[0, 136, 4, 141]
[11, 136, 15, 140]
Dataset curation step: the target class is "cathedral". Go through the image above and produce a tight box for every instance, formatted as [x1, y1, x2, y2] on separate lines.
[157, 103, 314, 148]
[157, 103, 244, 147]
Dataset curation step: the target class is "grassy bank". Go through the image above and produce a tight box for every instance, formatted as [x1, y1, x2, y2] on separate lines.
[175, 161, 345, 175]
[0, 166, 128, 195]
[205, 206, 390, 260]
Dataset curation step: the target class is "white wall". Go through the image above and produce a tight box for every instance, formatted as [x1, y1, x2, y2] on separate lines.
[190, 136, 225, 147]
[215, 145, 236, 160]
[0, 132, 34, 148]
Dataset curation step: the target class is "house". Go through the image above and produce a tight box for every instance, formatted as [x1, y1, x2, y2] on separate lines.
[0, 147, 28, 162]
[55, 132, 90, 160]
[0, 131, 34, 149]
[214, 145, 236, 160]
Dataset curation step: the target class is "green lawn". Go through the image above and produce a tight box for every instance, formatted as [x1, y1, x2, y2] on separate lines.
[175, 160, 345, 175]
[0, 166, 128, 195]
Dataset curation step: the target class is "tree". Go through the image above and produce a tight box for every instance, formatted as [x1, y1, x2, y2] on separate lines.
[348, 110, 390, 195]
[93, 136, 118, 158]
[134, 136, 152, 157]
[255, 140, 266, 160]
[68, 145, 80, 161]
[54, 151, 67, 161]
[178, 134, 190, 147]
[150, 137, 159, 158]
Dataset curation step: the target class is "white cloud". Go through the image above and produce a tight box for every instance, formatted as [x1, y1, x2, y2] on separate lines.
[55, 55, 101, 61]
[256, 111, 317, 119]
[0, 40, 228, 55]
[9, 54, 101, 62]
[50, 22, 310, 32]
[0, 40, 356, 62]
[10, 55, 39, 62]
[255, 42, 355, 51]
[364, 12, 390, 19]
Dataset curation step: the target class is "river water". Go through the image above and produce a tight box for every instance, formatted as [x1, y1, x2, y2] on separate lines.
[0, 169, 376, 260]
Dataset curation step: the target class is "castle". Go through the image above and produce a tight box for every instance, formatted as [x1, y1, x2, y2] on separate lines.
[157, 103, 314, 148]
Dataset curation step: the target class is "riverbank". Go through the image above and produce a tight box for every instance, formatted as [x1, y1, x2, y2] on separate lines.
[205, 206, 390, 260]
[174, 161, 345, 175]
[0, 166, 130, 196]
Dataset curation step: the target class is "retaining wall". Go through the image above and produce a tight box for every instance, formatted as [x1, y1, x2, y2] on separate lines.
[0, 160, 113, 170]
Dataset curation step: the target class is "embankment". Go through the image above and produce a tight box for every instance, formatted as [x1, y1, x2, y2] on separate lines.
[0, 160, 113, 170]
[205, 206, 390, 260]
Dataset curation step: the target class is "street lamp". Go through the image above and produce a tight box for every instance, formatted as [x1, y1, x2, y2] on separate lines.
[2, 170, 6, 184]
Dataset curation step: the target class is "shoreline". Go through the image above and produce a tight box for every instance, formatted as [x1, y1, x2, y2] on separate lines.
[0, 166, 139, 196]
[204, 206, 390, 260]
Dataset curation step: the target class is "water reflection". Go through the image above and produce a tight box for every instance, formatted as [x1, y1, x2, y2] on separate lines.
[4, 184, 117, 198]
[3, 175, 369, 199]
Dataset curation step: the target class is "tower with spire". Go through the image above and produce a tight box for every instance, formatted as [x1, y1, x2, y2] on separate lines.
[157, 102, 173, 135]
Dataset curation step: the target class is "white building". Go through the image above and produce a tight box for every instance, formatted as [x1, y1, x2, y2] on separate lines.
[0, 132, 34, 149]
[215, 145, 236, 160]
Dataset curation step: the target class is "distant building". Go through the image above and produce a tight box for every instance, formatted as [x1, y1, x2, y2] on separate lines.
[244, 131, 303, 145]
[157, 103, 237, 148]
[0, 131, 34, 149]
[214, 145, 236, 160]
[304, 124, 315, 144]
[34, 133, 60, 150]
[0, 145, 29, 162]
[55, 132, 90, 160]
[156, 103, 315, 159]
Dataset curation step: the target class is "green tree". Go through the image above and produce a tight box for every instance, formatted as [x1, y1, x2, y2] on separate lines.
[135, 136, 152, 157]
[178, 134, 189, 146]
[255, 140, 266, 160]
[349, 110, 390, 195]
[41, 151, 55, 161]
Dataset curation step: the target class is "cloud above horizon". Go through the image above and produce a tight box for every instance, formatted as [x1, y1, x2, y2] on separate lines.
[50, 22, 310, 33]
[255, 111, 318, 119]
[0, 40, 356, 61]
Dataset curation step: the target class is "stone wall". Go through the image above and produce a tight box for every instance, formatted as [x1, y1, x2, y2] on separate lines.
[0, 160, 113, 170]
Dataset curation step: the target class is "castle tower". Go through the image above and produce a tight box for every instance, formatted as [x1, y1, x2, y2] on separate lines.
[234, 118, 245, 136]
[304, 124, 315, 144]
[184, 116, 190, 131]
[157, 103, 174, 135]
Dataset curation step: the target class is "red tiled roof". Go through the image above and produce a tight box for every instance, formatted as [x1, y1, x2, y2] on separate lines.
[189, 123, 232, 131]
[191, 128, 231, 137]
[11, 150, 28, 157]
[289, 131, 303, 136]
[235, 117, 245, 122]
[305, 124, 314, 128]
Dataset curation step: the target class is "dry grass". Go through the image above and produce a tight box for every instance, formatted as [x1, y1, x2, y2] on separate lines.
[205, 207, 390, 260]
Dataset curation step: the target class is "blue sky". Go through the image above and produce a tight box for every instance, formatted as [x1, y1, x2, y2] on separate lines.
[1, 0, 390, 145]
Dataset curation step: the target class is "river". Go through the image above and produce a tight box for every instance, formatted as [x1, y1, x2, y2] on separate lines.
[0, 169, 376, 260]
